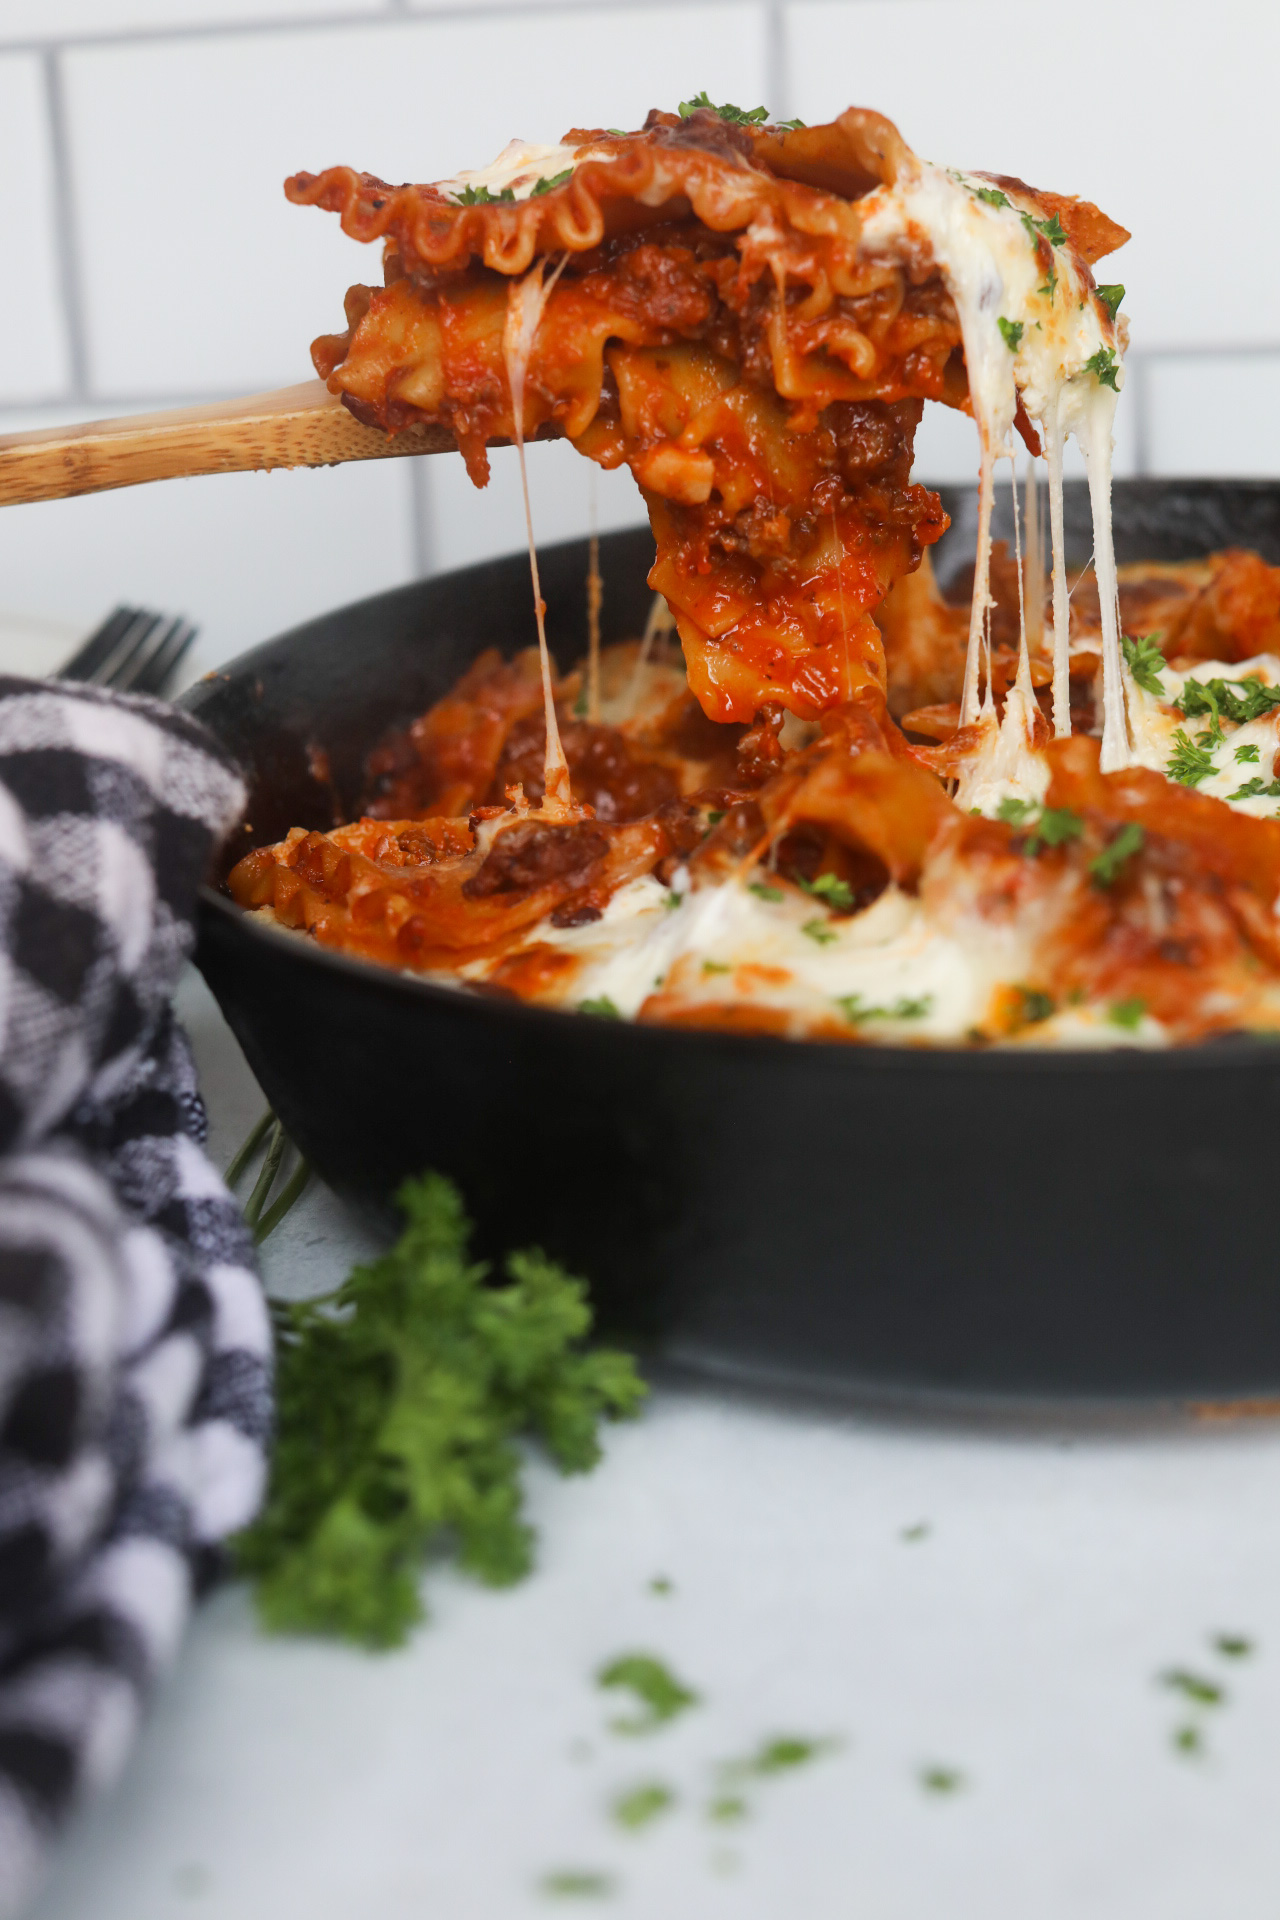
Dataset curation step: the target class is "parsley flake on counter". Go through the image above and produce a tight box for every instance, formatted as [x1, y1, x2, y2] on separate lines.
[708, 1794, 749, 1824]
[539, 1869, 616, 1900]
[997, 317, 1024, 352]
[611, 1782, 676, 1831]
[801, 917, 838, 946]
[1213, 1633, 1254, 1658]
[1121, 631, 1167, 695]
[531, 168, 574, 196]
[919, 1765, 966, 1794]
[1096, 282, 1125, 320]
[1083, 346, 1121, 390]
[1089, 822, 1144, 887]
[649, 1574, 674, 1595]
[235, 1173, 645, 1649]
[679, 91, 769, 126]
[901, 1522, 930, 1542]
[1108, 997, 1147, 1031]
[1167, 728, 1217, 787]
[598, 1653, 699, 1734]
[799, 871, 855, 911]
[1235, 742, 1261, 763]
[580, 996, 622, 1017]
[1173, 1724, 1204, 1757]
[1162, 1668, 1225, 1706]
[748, 881, 784, 902]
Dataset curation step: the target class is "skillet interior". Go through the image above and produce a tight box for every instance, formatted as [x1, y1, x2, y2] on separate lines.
[184, 479, 1280, 1403]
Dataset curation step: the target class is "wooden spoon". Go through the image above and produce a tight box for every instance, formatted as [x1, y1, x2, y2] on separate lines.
[0, 380, 460, 508]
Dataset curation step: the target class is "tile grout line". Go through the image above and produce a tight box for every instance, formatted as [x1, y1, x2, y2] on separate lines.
[765, 0, 788, 119]
[41, 47, 90, 405]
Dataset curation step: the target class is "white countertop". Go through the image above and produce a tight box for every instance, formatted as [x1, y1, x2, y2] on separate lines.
[18, 969, 1280, 1920]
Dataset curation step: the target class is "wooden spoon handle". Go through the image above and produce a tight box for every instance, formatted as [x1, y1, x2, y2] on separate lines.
[0, 380, 457, 507]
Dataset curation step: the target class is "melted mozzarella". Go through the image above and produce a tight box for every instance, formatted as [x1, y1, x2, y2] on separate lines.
[1124, 654, 1280, 813]
[435, 138, 605, 204]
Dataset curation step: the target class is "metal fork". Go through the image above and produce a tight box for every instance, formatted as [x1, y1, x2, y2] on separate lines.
[58, 606, 199, 696]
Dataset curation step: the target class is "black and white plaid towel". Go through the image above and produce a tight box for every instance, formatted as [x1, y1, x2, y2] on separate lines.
[0, 677, 270, 1916]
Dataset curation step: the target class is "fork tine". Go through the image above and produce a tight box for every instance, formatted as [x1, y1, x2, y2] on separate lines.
[120, 614, 198, 696]
[86, 609, 163, 688]
[57, 605, 138, 682]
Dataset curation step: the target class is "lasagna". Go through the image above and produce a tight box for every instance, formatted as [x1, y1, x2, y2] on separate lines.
[229, 101, 1280, 1048]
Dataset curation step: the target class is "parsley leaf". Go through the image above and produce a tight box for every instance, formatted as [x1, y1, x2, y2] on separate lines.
[974, 185, 1011, 209]
[1089, 822, 1144, 886]
[612, 1782, 676, 1831]
[679, 91, 769, 126]
[1108, 997, 1147, 1031]
[1095, 282, 1125, 320]
[1121, 631, 1167, 695]
[1021, 209, 1068, 248]
[996, 795, 1038, 826]
[1235, 743, 1261, 763]
[748, 881, 784, 902]
[455, 183, 516, 206]
[1027, 807, 1084, 854]
[1161, 1669, 1226, 1707]
[775, 116, 807, 130]
[1167, 728, 1218, 787]
[801, 917, 838, 946]
[1083, 347, 1121, 390]
[838, 993, 933, 1024]
[1212, 1633, 1254, 1659]
[1015, 985, 1055, 1025]
[702, 959, 731, 975]
[598, 1653, 699, 1733]
[580, 996, 622, 1017]
[798, 871, 855, 912]
[235, 1173, 645, 1648]
[1178, 673, 1280, 726]
[540, 1871, 616, 1899]
[1229, 776, 1280, 801]
[531, 168, 573, 196]
[997, 317, 1024, 352]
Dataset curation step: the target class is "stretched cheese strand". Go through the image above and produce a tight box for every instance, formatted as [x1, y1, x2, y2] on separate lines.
[586, 468, 602, 725]
[960, 445, 997, 724]
[1023, 454, 1044, 652]
[504, 256, 573, 806]
[1042, 397, 1072, 737]
[1071, 381, 1127, 768]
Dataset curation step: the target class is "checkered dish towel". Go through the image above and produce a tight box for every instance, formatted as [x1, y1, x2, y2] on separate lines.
[0, 677, 271, 1915]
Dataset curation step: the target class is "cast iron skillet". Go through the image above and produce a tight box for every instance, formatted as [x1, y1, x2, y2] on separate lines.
[185, 480, 1280, 1404]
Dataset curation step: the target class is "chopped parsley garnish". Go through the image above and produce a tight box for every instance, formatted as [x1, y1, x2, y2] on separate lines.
[747, 881, 784, 902]
[531, 168, 574, 197]
[706, 808, 725, 826]
[1095, 282, 1125, 320]
[1021, 208, 1068, 248]
[580, 995, 622, 1017]
[801, 917, 838, 946]
[1089, 822, 1144, 887]
[598, 1653, 699, 1734]
[1161, 1669, 1225, 1707]
[1108, 997, 1147, 1031]
[1178, 672, 1280, 726]
[1083, 346, 1121, 390]
[997, 797, 1084, 854]
[996, 795, 1038, 826]
[1038, 265, 1058, 302]
[708, 1794, 749, 1824]
[612, 1782, 676, 1831]
[1212, 1633, 1254, 1659]
[1227, 776, 1280, 800]
[649, 1575, 674, 1595]
[838, 993, 933, 1024]
[1235, 742, 1261, 763]
[663, 891, 682, 910]
[1015, 985, 1055, 1025]
[1172, 1725, 1203, 1757]
[1167, 728, 1218, 787]
[901, 1522, 930, 1542]
[919, 1765, 965, 1794]
[974, 184, 1011, 209]
[455, 182, 516, 205]
[1121, 631, 1167, 695]
[799, 871, 855, 911]
[539, 1869, 615, 1899]
[775, 117, 806, 130]
[678, 91, 769, 126]
[997, 317, 1024, 352]
[702, 959, 731, 975]
[234, 1173, 645, 1648]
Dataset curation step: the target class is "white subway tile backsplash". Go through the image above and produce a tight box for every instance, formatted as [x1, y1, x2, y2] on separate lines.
[0, 403, 418, 674]
[0, 56, 72, 403]
[63, 4, 767, 399]
[1143, 355, 1280, 478]
[0, 2, 378, 44]
[421, 439, 646, 577]
[784, 0, 1280, 355]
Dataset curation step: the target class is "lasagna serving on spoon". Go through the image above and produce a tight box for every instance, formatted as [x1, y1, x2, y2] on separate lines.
[229, 99, 1280, 1047]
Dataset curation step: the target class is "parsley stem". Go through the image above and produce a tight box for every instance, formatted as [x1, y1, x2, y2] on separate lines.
[253, 1156, 312, 1245]
[225, 1107, 275, 1189]
[243, 1120, 286, 1228]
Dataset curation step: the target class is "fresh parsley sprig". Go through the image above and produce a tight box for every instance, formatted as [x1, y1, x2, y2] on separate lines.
[1089, 822, 1145, 887]
[1121, 632, 1167, 696]
[1167, 728, 1218, 788]
[1083, 347, 1121, 390]
[236, 1172, 645, 1648]
[531, 168, 573, 196]
[455, 182, 516, 206]
[1021, 209, 1068, 249]
[997, 318, 1024, 352]
[798, 871, 855, 912]
[1178, 673, 1280, 727]
[996, 797, 1085, 854]
[1096, 283, 1125, 321]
